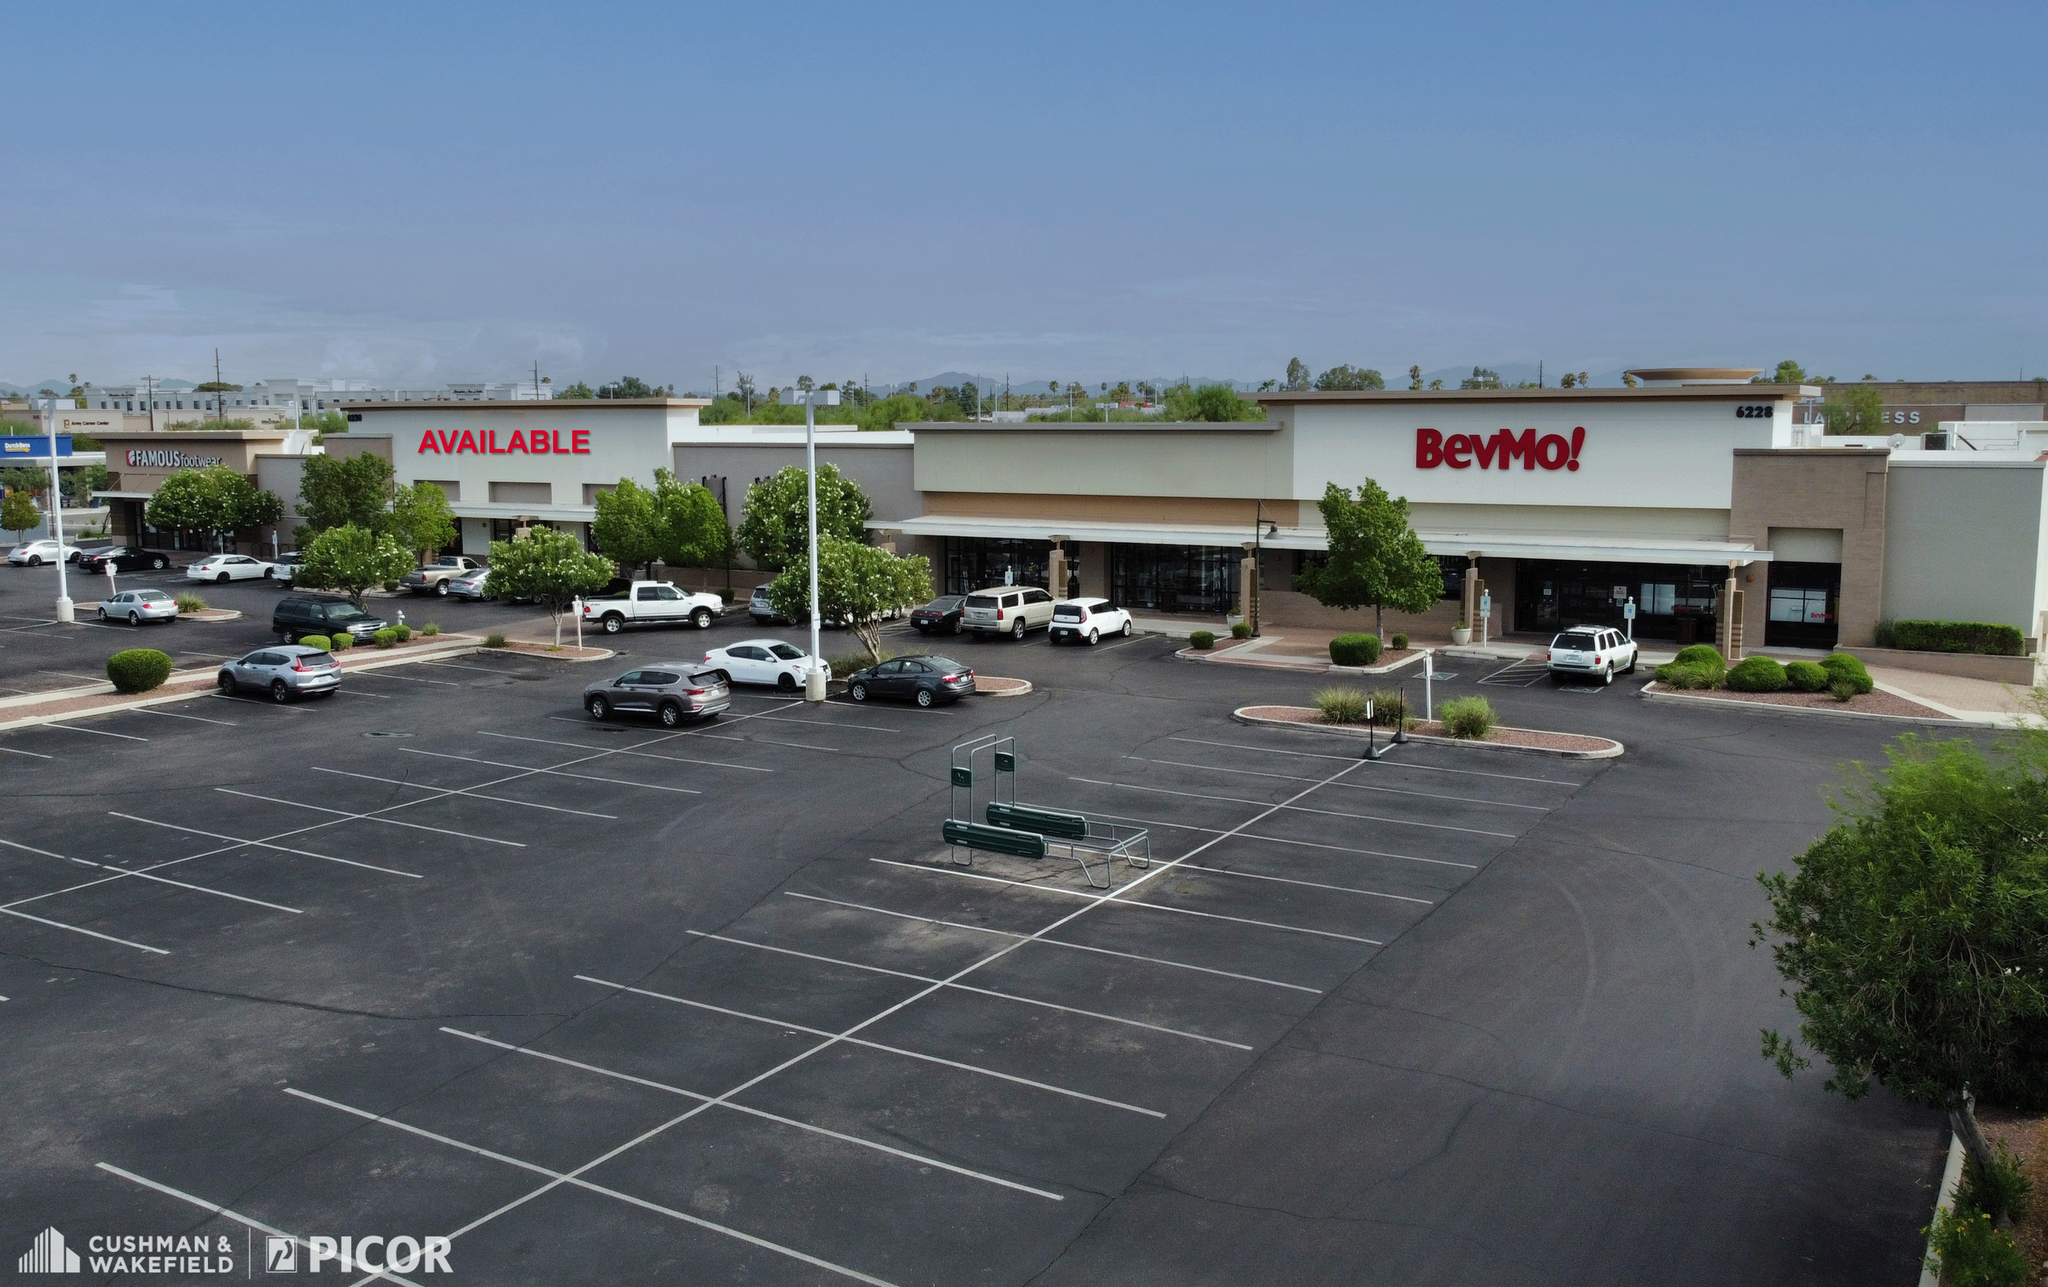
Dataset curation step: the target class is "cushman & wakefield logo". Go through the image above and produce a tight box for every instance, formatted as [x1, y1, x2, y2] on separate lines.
[15, 1226, 453, 1276]
[1415, 426, 1586, 471]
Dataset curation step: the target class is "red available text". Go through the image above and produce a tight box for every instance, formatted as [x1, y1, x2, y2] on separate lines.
[416, 428, 590, 455]
[1416, 426, 1584, 471]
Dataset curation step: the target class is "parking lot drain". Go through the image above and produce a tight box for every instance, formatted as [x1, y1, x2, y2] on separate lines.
[361, 730, 417, 738]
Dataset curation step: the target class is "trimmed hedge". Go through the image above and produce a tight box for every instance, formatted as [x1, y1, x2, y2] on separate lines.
[329, 632, 353, 651]
[1189, 630, 1215, 651]
[1390, 633, 1409, 650]
[1726, 655, 1789, 692]
[392, 623, 413, 642]
[1330, 633, 1382, 666]
[1784, 660, 1829, 692]
[372, 627, 399, 649]
[1874, 618, 2025, 656]
[298, 635, 332, 652]
[1230, 621, 1253, 640]
[1821, 652, 1874, 695]
[107, 648, 174, 694]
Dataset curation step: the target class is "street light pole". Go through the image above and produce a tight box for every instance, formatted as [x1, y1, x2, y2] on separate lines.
[791, 387, 840, 702]
[40, 396, 73, 622]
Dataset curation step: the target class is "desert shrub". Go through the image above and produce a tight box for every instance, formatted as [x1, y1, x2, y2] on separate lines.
[1784, 660, 1829, 692]
[372, 627, 399, 649]
[1923, 1206, 2027, 1287]
[1821, 651, 1874, 694]
[421, 622, 440, 637]
[392, 623, 412, 642]
[1189, 630, 1215, 650]
[1875, 618, 2026, 656]
[1366, 688, 1413, 728]
[381, 580, 400, 592]
[329, 632, 353, 651]
[484, 632, 508, 648]
[1313, 687, 1368, 724]
[106, 648, 174, 694]
[1437, 696, 1495, 739]
[1390, 633, 1409, 650]
[174, 592, 207, 613]
[1329, 633, 1382, 666]
[1230, 621, 1253, 640]
[1657, 664, 1718, 690]
[1828, 677, 1860, 702]
[297, 635, 332, 652]
[1725, 656, 1789, 692]
[1956, 1143, 2033, 1227]
[831, 651, 887, 679]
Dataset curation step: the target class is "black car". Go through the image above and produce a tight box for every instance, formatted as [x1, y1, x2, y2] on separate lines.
[846, 655, 976, 708]
[909, 596, 966, 635]
[78, 545, 172, 573]
[273, 594, 388, 643]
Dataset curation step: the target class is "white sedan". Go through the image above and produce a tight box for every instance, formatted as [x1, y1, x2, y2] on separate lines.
[186, 554, 275, 583]
[701, 638, 829, 691]
[97, 588, 180, 625]
[1049, 597, 1134, 645]
[7, 539, 83, 567]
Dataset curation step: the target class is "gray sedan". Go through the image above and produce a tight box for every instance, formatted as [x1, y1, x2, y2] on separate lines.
[217, 645, 341, 702]
[583, 664, 731, 727]
[97, 589, 179, 625]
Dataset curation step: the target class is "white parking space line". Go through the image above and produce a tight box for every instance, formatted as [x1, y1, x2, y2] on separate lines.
[752, 714, 902, 735]
[285, 1088, 900, 1287]
[1125, 756, 1549, 811]
[0, 744, 53, 758]
[0, 905, 170, 953]
[1083, 810, 1480, 870]
[574, 975, 1168, 1118]
[44, 722, 147, 741]
[216, 786, 530, 846]
[1070, 778, 1518, 839]
[1178, 863, 1432, 905]
[0, 838, 303, 915]
[1166, 736, 1579, 785]
[133, 707, 238, 726]
[783, 892, 1324, 994]
[399, 748, 703, 796]
[868, 859, 1384, 945]
[112, 813, 427, 878]
[419, 660, 524, 674]
[439, 1028, 1066, 1200]
[481, 730, 775, 773]
[687, 929, 1253, 1050]
[331, 688, 393, 699]
[352, 670, 460, 686]
[689, 732, 842, 753]
[312, 767, 618, 820]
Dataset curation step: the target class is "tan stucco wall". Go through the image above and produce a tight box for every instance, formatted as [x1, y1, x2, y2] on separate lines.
[913, 426, 1290, 500]
[1881, 460, 2047, 635]
[920, 492, 1301, 528]
[1730, 449, 1889, 648]
[99, 430, 291, 496]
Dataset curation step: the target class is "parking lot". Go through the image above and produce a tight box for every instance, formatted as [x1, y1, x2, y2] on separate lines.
[0, 561, 1944, 1286]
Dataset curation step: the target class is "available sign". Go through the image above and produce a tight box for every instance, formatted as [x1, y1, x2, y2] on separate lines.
[1416, 426, 1585, 471]
[416, 428, 589, 455]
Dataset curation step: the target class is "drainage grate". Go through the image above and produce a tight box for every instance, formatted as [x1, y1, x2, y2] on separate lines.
[361, 730, 417, 738]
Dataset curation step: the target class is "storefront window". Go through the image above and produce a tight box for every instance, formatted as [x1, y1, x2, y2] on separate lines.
[943, 538, 1051, 594]
[1516, 560, 1725, 644]
[1110, 544, 1238, 614]
[1765, 561, 1840, 650]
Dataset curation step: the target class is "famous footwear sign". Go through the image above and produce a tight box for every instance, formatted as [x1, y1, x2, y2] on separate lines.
[1415, 426, 1585, 471]
[125, 448, 225, 469]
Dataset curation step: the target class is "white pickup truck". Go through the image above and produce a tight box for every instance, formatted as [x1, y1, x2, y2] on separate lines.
[579, 581, 725, 634]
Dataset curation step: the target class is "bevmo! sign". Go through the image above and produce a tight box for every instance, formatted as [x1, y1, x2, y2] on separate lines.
[1416, 427, 1585, 472]
[416, 428, 590, 455]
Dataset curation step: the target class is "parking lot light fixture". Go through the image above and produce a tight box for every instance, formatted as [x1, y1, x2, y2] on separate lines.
[787, 387, 840, 702]
[38, 396, 73, 622]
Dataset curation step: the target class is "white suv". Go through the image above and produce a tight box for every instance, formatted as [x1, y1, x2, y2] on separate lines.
[1547, 627, 1638, 685]
[1049, 597, 1133, 645]
[962, 585, 1056, 640]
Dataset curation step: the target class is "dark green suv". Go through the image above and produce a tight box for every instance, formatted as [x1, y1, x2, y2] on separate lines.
[273, 594, 387, 643]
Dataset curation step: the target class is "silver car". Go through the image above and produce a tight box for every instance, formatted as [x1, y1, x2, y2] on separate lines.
[217, 645, 341, 702]
[583, 664, 731, 727]
[447, 567, 490, 600]
[97, 588, 179, 626]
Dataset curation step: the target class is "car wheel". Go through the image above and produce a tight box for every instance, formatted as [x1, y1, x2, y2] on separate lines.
[1087, 628, 1100, 645]
[1121, 619, 1133, 637]
[658, 701, 684, 728]
[270, 679, 292, 703]
[587, 694, 611, 719]
[950, 618, 963, 635]
[435, 580, 449, 596]
[217, 672, 236, 695]
[602, 614, 623, 634]
[915, 687, 935, 708]
[217, 572, 230, 583]
[129, 611, 142, 626]
[152, 556, 168, 570]
[263, 567, 274, 579]
[777, 672, 798, 692]
[850, 681, 869, 702]
[1626, 654, 1638, 674]
[1011, 618, 1025, 640]
[26, 555, 40, 567]
[1601, 664, 1614, 686]
[691, 607, 712, 629]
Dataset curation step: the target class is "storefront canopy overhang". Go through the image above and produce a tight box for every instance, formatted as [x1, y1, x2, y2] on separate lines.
[877, 514, 1770, 564]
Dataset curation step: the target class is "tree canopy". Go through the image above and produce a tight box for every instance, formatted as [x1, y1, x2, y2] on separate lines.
[1754, 360, 1807, 385]
[736, 464, 872, 571]
[1294, 479, 1442, 639]
[386, 481, 457, 564]
[552, 381, 596, 400]
[767, 536, 933, 664]
[1315, 365, 1386, 391]
[2, 490, 39, 542]
[592, 479, 663, 577]
[296, 522, 416, 606]
[487, 525, 617, 646]
[653, 468, 730, 568]
[1823, 384, 1887, 436]
[298, 452, 394, 532]
[144, 464, 283, 550]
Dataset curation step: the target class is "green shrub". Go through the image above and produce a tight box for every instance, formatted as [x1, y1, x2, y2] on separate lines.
[174, 592, 207, 614]
[1189, 630, 1215, 650]
[1725, 656, 1789, 692]
[830, 651, 887, 679]
[1828, 677, 1860, 702]
[1390, 633, 1409, 650]
[1657, 664, 1718, 690]
[1821, 651, 1874, 695]
[297, 635, 332, 652]
[1330, 633, 1382, 666]
[381, 580, 400, 592]
[1784, 660, 1829, 692]
[106, 648, 175, 694]
[1230, 621, 1253, 640]
[484, 632, 508, 648]
[392, 623, 412, 642]
[1671, 643, 1725, 676]
[1366, 688, 1413, 728]
[329, 631, 353, 651]
[1313, 687, 1368, 724]
[1875, 618, 2026, 656]
[1438, 696, 1496, 739]
[372, 627, 399, 649]
[1924, 1206, 2027, 1287]
[1957, 1143, 2033, 1227]
[421, 622, 440, 637]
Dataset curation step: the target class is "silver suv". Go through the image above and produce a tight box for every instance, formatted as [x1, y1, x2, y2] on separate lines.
[217, 645, 341, 702]
[961, 585, 1056, 639]
[583, 664, 732, 727]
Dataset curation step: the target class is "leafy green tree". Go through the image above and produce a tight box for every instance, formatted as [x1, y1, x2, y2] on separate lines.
[1284, 358, 1312, 392]
[487, 525, 617, 646]
[1823, 383, 1887, 436]
[553, 381, 596, 400]
[386, 481, 457, 565]
[857, 392, 931, 431]
[298, 452, 393, 532]
[1577, 371, 1589, 387]
[194, 381, 242, 393]
[592, 478, 662, 577]
[1314, 365, 1386, 391]
[296, 522, 416, 606]
[1407, 365, 1424, 391]
[1, 466, 48, 499]
[1755, 724, 2048, 1226]
[1192, 384, 1263, 422]
[145, 464, 281, 551]
[303, 409, 348, 440]
[959, 381, 980, 414]
[61, 463, 109, 506]
[652, 468, 729, 568]
[767, 536, 932, 664]
[1753, 360, 1807, 385]
[1459, 367, 1503, 389]
[598, 376, 661, 399]
[1294, 479, 1442, 638]
[736, 463, 872, 570]
[2, 490, 39, 543]
[1559, 372, 1578, 388]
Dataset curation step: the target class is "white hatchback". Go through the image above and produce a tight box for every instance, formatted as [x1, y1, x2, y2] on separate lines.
[186, 554, 274, 583]
[1547, 627, 1638, 684]
[1048, 597, 1133, 645]
[7, 539, 82, 566]
[701, 638, 830, 691]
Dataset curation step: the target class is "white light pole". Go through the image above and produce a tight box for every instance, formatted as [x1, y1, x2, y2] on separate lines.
[787, 387, 839, 702]
[39, 396, 73, 621]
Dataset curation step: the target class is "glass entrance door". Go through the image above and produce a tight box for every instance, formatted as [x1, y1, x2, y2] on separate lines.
[1765, 561, 1840, 649]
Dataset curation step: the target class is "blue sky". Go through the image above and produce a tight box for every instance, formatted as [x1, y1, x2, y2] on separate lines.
[5, 1, 2044, 392]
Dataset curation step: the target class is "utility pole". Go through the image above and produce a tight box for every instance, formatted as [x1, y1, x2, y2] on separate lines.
[533, 361, 544, 400]
[714, 365, 721, 400]
[213, 348, 224, 424]
[143, 374, 157, 432]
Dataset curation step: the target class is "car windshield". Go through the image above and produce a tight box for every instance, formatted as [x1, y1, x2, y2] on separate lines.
[768, 644, 805, 660]
[1554, 632, 1602, 649]
[325, 603, 369, 623]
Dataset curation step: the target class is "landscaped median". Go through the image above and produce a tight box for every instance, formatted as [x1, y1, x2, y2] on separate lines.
[1641, 644, 1955, 722]
[1232, 697, 1622, 758]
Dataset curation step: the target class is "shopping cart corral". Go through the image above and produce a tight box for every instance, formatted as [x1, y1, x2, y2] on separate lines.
[942, 735, 1150, 889]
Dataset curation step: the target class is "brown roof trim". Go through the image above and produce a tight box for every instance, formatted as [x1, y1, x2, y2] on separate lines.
[906, 420, 1279, 433]
[1252, 385, 1818, 405]
[340, 398, 711, 411]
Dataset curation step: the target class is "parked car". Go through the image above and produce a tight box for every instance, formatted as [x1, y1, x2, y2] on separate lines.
[1546, 627, 1638, 685]
[701, 638, 828, 691]
[582, 664, 731, 726]
[579, 580, 724, 634]
[961, 585, 1057, 639]
[910, 595, 966, 635]
[186, 553, 273, 583]
[399, 555, 486, 596]
[273, 594, 388, 643]
[846, 655, 975, 707]
[217, 644, 341, 702]
[748, 583, 806, 625]
[270, 551, 307, 587]
[96, 588, 179, 625]
[79, 545, 171, 573]
[1048, 597, 1133, 645]
[7, 539, 83, 567]
[447, 567, 490, 600]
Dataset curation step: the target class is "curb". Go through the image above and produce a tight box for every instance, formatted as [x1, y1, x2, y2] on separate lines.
[1174, 646, 1431, 675]
[181, 609, 243, 622]
[973, 677, 1033, 698]
[1918, 1131, 1965, 1287]
[1230, 707, 1624, 759]
[1638, 681, 1965, 725]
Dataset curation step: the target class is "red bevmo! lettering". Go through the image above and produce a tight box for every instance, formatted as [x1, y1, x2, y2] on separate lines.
[1416, 427, 1583, 471]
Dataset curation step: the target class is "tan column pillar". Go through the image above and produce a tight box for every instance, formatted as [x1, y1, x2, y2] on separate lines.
[1047, 536, 1069, 596]
[1241, 542, 1258, 631]
[1463, 552, 1480, 628]
[1720, 561, 1741, 658]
